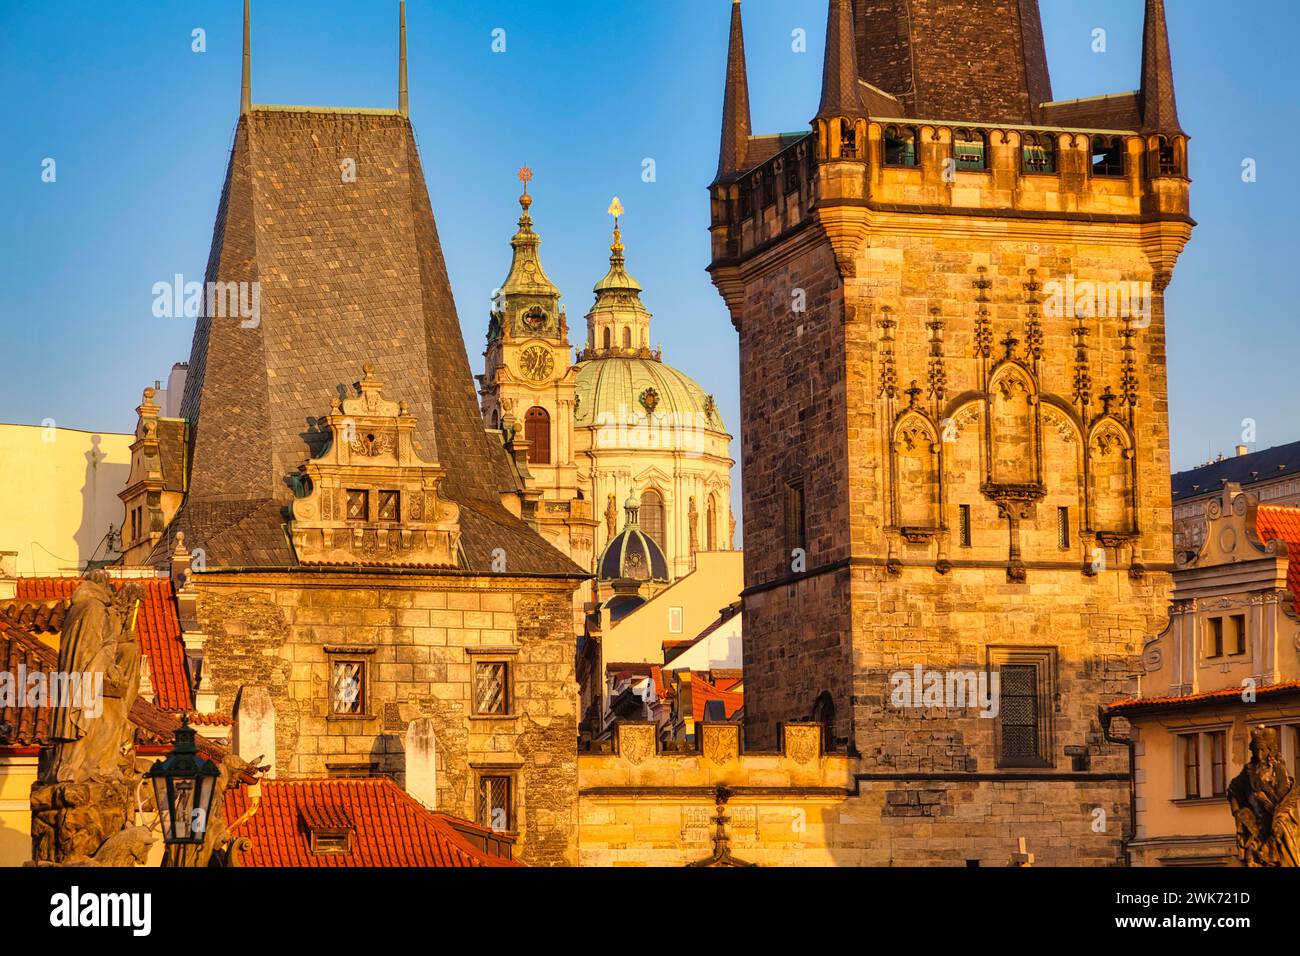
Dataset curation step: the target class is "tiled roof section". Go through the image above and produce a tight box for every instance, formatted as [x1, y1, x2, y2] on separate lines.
[156, 418, 188, 492]
[1171, 441, 1300, 501]
[1106, 680, 1300, 716]
[690, 674, 744, 723]
[159, 108, 583, 579]
[853, 0, 1053, 124]
[1139, 0, 1182, 133]
[1038, 93, 1142, 132]
[0, 619, 227, 764]
[1255, 506, 1300, 612]
[11, 577, 191, 711]
[226, 778, 518, 867]
[0, 599, 68, 633]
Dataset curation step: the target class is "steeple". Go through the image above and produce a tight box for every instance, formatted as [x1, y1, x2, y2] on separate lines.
[1139, 0, 1182, 133]
[713, 0, 752, 185]
[815, 0, 867, 122]
[398, 0, 409, 117]
[240, 0, 251, 115]
[585, 198, 655, 360]
[490, 167, 563, 346]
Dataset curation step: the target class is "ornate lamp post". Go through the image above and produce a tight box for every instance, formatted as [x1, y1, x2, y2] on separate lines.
[144, 715, 220, 866]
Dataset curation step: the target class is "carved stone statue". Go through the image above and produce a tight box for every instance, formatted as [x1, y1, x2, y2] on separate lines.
[31, 573, 146, 865]
[605, 494, 618, 538]
[1228, 725, 1299, 867]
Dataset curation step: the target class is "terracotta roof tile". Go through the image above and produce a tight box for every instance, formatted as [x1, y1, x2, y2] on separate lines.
[1255, 505, 1300, 612]
[689, 674, 744, 723]
[1106, 680, 1300, 715]
[226, 778, 518, 867]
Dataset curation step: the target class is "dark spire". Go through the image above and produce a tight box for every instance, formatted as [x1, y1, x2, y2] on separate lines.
[240, 0, 251, 115]
[714, 0, 751, 184]
[1140, 0, 1182, 133]
[398, 0, 409, 116]
[816, 0, 867, 121]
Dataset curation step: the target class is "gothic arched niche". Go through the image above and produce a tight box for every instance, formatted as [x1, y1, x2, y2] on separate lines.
[1025, 403, 1084, 557]
[987, 365, 1039, 487]
[893, 412, 940, 531]
[1089, 418, 1135, 535]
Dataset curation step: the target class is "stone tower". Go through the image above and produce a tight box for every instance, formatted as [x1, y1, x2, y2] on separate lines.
[151, 3, 586, 865]
[708, 0, 1193, 864]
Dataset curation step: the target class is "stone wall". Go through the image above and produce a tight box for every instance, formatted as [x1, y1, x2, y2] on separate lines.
[193, 570, 578, 866]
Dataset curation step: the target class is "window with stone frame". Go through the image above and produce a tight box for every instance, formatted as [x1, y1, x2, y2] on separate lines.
[959, 504, 972, 548]
[783, 480, 806, 555]
[1176, 727, 1230, 799]
[329, 657, 368, 717]
[1228, 614, 1247, 656]
[988, 647, 1057, 769]
[377, 489, 400, 522]
[473, 660, 511, 716]
[477, 774, 513, 832]
[1205, 616, 1225, 659]
[1057, 506, 1071, 550]
[346, 488, 369, 522]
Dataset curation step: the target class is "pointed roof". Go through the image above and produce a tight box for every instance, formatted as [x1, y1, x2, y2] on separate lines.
[1139, 0, 1182, 133]
[816, 0, 868, 121]
[157, 107, 582, 578]
[713, 0, 752, 185]
[498, 173, 559, 301]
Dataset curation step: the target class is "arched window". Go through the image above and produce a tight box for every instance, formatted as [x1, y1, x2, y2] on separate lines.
[839, 121, 857, 159]
[491, 409, 499, 430]
[640, 489, 665, 552]
[1090, 135, 1125, 177]
[602, 327, 611, 350]
[953, 128, 987, 171]
[883, 125, 918, 167]
[811, 691, 836, 752]
[1022, 132, 1057, 174]
[524, 406, 551, 465]
[706, 495, 717, 551]
[622, 327, 632, 349]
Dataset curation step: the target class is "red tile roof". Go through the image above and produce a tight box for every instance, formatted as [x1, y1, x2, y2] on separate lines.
[10, 577, 192, 711]
[1106, 680, 1300, 715]
[225, 778, 519, 867]
[1256, 505, 1300, 612]
[689, 674, 744, 723]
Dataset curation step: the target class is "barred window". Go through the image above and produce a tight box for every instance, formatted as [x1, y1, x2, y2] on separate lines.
[474, 661, 509, 716]
[998, 664, 1043, 766]
[959, 504, 972, 548]
[1057, 506, 1071, 550]
[477, 775, 512, 832]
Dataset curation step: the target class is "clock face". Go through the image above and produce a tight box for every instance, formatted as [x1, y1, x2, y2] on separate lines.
[519, 346, 554, 382]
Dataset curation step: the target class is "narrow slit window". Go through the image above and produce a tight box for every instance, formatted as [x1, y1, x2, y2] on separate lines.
[1057, 507, 1071, 550]
[959, 504, 972, 548]
[1210, 731, 1227, 796]
[1181, 733, 1201, 798]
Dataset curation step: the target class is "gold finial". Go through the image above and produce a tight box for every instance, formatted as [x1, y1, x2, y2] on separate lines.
[518, 166, 534, 212]
[608, 197, 625, 257]
[608, 196, 624, 225]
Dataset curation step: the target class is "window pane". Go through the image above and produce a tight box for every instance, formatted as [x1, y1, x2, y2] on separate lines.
[1182, 734, 1200, 798]
[1210, 732, 1227, 796]
[998, 664, 1040, 762]
[478, 776, 511, 831]
[332, 661, 364, 715]
[475, 662, 508, 715]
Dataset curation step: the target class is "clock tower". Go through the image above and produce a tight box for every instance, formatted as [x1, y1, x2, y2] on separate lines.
[479, 170, 592, 583]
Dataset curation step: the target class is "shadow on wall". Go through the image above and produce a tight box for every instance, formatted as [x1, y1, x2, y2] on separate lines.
[72, 434, 130, 569]
[0, 811, 30, 868]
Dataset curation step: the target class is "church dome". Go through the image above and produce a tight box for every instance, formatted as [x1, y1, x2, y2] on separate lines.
[597, 495, 670, 582]
[574, 356, 725, 436]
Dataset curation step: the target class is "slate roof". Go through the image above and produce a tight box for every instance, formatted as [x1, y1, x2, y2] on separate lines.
[157, 107, 582, 578]
[6, 577, 192, 711]
[225, 778, 518, 867]
[1171, 441, 1300, 502]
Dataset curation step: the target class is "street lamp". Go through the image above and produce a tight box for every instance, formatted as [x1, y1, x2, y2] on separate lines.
[144, 714, 219, 851]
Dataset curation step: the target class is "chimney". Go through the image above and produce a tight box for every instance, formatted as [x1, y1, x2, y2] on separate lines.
[233, 685, 276, 777]
[405, 718, 438, 810]
[0, 551, 16, 601]
[1236, 444, 1249, 457]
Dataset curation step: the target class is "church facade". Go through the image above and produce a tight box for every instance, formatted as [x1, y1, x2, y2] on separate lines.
[477, 182, 736, 610]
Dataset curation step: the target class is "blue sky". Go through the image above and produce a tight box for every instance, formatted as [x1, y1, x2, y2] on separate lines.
[1, 0, 1296, 511]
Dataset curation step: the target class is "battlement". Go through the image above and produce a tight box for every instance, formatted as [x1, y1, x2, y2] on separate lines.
[710, 121, 1190, 270]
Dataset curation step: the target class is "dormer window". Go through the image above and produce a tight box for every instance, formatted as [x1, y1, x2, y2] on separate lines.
[883, 125, 918, 167]
[300, 806, 355, 855]
[1090, 136, 1125, 177]
[953, 129, 986, 171]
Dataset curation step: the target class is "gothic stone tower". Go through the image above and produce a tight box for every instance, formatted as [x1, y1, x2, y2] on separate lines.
[152, 4, 586, 865]
[708, 0, 1192, 864]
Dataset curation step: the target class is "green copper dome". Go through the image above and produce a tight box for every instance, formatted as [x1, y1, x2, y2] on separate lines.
[574, 357, 725, 434]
